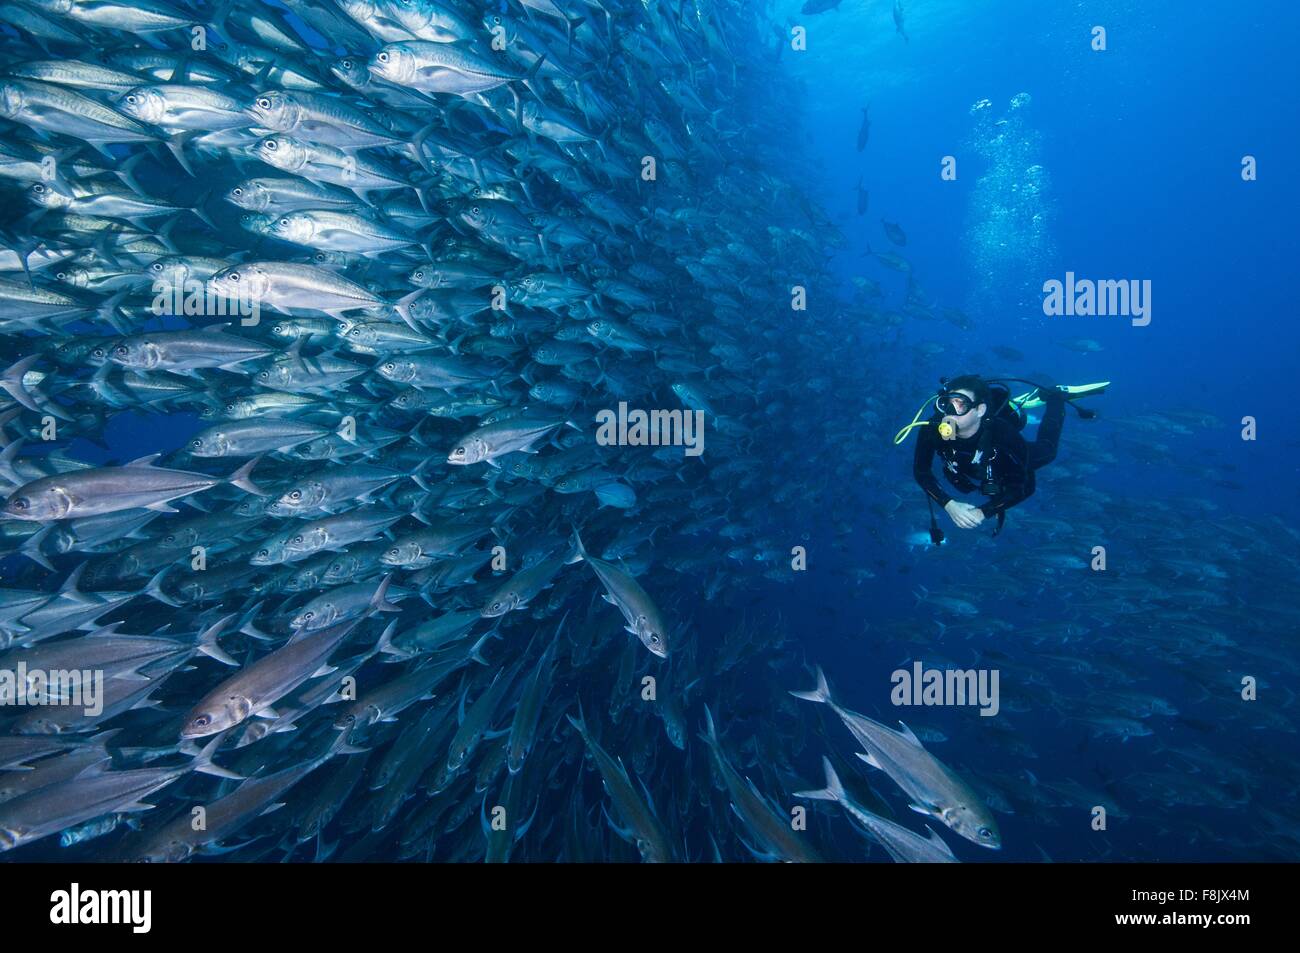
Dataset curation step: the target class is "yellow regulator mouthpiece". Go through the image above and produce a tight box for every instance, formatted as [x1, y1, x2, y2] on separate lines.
[937, 421, 955, 439]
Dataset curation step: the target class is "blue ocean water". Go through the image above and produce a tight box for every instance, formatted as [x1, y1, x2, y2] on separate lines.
[0, 0, 1295, 864]
[753, 0, 1300, 862]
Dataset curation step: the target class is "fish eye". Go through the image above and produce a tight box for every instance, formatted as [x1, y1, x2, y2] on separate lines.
[293, 535, 304, 543]
[232, 187, 242, 195]
[9, 498, 28, 510]
[192, 715, 210, 728]
[377, 52, 389, 62]
[279, 218, 289, 227]
[303, 611, 314, 620]
[229, 272, 240, 281]
[471, 205, 480, 214]
[453, 447, 465, 456]
[191, 439, 201, 448]
[258, 549, 268, 557]
[289, 490, 301, 500]
[33, 184, 44, 193]
[978, 827, 993, 839]
[257, 97, 270, 108]
[413, 270, 423, 280]
[265, 140, 277, 151]
[650, 634, 660, 645]
[341, 59, 353, 68]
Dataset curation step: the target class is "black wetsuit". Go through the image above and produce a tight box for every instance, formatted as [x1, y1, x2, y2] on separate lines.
[912, 399, 1065, 518]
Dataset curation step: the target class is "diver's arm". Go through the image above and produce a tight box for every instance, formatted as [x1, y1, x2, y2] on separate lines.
[979, 426, 1033, 517]
[912, 421, 951, 506]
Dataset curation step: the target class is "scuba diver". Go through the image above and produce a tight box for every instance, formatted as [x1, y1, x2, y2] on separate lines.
[897, 376, 1108, 542]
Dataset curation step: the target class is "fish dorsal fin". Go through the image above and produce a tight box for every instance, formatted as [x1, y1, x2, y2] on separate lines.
[126, 454, 161, 467]
[896, 720, 924, 748]
[59, 563, 92, 601]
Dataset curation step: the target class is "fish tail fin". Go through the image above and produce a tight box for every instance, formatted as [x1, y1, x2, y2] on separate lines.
[376, 618, 401, 657]
[793, 757, 845, 803]
[196, 612, 239, 666]
[228, 455, 266, 496]
[0, 437, 24, 486]
[191, 731, 242, 780]
[394, 289, 423, 332]
[565, 700, 589, 740]
[20, 524, 55, 571]
[468, 628, 495, 666]
[0, 355, 43, 414]
[697, 703, 719, 748]
[566, 528, 587, 564]
[143, 567, 183, 607]
[238, 601, 275, 642]
[789, 665, 831, 704]
[368, 573, 401, 614]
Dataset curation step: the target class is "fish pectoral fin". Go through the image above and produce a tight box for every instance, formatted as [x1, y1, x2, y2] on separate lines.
[599, 802, 635, 844]
[253, 707, 281, 720]
[908, 802, 938, 818]
[145, 501, 179, 512]
[855, 750, 882, 770]
[925, 827, 953, 852]
[730, 821, 778, 863]
[600, 594, 616, 605]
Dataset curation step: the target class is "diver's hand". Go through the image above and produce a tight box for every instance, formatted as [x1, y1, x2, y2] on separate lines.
[944, 500, 985, 529]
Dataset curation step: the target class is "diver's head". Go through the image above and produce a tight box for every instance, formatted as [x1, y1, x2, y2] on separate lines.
[937, 374, 988, 437]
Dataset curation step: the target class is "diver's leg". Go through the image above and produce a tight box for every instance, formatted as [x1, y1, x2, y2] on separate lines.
[1027, 395, 1066, 471]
